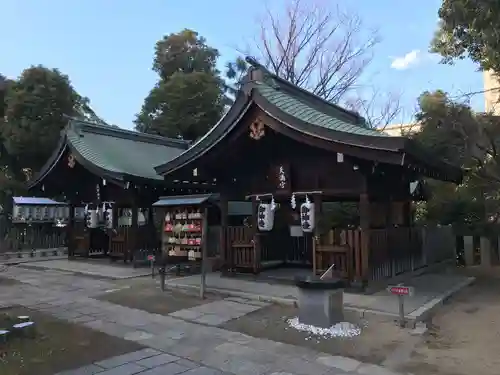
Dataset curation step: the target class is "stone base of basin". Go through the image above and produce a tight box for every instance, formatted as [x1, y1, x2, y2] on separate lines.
[296, 276, 345, 328]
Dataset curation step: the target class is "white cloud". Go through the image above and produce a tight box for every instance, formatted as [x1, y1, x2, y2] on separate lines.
[390, 50, 421, 70]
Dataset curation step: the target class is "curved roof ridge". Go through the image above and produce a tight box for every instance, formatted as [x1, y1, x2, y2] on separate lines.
[68, 118, 190, 149]
[244, 56, 366, 126]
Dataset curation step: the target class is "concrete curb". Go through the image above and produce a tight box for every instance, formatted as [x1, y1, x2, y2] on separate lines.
[165, 276, 476, 324]
[407, 276, 475, 322]
[164, 281, 298, 306]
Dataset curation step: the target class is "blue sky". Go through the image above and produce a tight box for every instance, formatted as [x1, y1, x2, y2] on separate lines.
[1, 0, 484, 129]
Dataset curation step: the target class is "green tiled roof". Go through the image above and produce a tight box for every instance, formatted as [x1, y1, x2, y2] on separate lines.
[66, 120, 189, 181]
[252, 65, 388, 137]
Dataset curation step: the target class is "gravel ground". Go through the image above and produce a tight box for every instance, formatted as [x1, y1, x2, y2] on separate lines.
[221, 303, 412, 365]
[398, 268, 500, 375]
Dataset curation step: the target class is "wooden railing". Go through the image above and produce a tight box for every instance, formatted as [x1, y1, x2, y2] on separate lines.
[226, 226, 258, 273]
[368, 227, 424, 280]
[2, 224, 66, 253]
[224, 225, 431, 282]
[109, 227, 129, 260]
[314, 229, 361, 279]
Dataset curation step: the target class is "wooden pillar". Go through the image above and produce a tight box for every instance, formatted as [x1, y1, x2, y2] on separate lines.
[67, 203, 76, 259]
[251, 197, 260, 274]
[219, 195, 229, 271]
[313, 194, 322, 276]
[130, 192, 138, 264]
[200, 205, 209, 298]
[111, 204, 119, 229]
[403, 201, 412, 226]
[359, 193, 370, 283]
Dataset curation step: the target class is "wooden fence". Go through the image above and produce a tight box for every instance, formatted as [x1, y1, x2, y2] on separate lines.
[1, 224, 66, 253]
[369, 225, 455, 280]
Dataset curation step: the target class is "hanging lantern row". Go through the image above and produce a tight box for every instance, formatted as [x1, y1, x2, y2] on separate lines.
[12, 204, 70, 224]
[255, 194, 315, 233]
[84, 203, 147, 229]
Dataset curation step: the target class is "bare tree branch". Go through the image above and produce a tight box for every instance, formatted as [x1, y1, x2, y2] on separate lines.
[249, 0, 379, 103]
[344, 88, 404, 130]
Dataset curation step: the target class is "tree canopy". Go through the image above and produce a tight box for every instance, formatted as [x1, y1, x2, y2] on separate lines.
[0, 66, 88, 180]
[135, 29, 226, 140]
[432, 0, 500, 74]
[411, 90, 500, 226]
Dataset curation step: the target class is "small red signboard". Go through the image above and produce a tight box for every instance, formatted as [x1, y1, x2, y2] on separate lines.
[147, 255, 155, 261]
[388, 285, 414, 296]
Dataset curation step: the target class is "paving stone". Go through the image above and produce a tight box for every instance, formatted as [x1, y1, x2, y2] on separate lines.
[192, 314, 232, 326]
[55, 363, 105, 375]
[182, 366, 226, 375]
[95, 348, 162, 369]
[274, 357, 331, 375]
[98, 322, 135, 337]
[83, 319, 105, 330]
[356, 364, 401, 375]
[136, 353, 180, 368]
[124, 330, 154, 341]
[72, 315, 96, 323]
[224, 297, 269, 307]
[316, 355, 361, 372]
[94, 362, 146, 375]
[198, 351, 270, 375]
[169, 309, 205, 320]
[175, 358, 201, 369]
[139, 361, 190, 375]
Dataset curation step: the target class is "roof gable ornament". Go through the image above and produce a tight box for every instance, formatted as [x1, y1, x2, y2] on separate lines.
[249, 117, 265, 140]
[67, 154, 76, 169]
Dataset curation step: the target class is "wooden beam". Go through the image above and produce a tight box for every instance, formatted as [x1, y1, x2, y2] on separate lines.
[245, 190, 323, 200]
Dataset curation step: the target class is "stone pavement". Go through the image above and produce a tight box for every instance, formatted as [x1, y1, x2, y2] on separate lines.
[169, 297, 270, 326]
[19, 258, 151, 279]
[0, 265, 408, 375]
[165, 271, 474, 320]
[55, 348, 227, 375]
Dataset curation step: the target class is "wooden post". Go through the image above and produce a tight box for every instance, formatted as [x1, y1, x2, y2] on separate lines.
[130, 196, 138, 265]
[251, 197, 260, 274]
[359, 193, 370, 283]
[67, 203, 76, 259]
[219, 195, 228, 271]
[200, 205, 209, 299]
[403, 201, 412, 226]
[313, 194, 322, 276]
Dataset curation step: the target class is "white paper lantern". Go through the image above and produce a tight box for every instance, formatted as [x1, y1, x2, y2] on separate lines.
[105, 208, 113, 228]
[257, 203, 275, 231]
[86, 209, 98, 228]
[300, 203, 315, 233]
[12, 205, 21, 220]
[48, 206, 56, 220]
[42, 206, 49, 220]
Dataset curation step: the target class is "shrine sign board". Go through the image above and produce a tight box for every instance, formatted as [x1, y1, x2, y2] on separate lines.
[387, 285, 414, 296]
[270, 163, 291, 192]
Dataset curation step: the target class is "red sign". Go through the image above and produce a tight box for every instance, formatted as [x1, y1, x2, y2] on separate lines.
[147, 255, 155, 261]
[388, 285, 414, 296]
